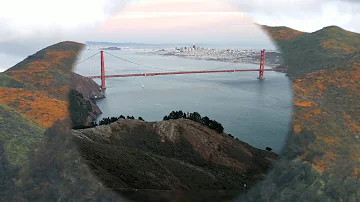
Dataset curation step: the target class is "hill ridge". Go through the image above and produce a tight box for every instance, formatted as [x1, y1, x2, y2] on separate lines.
[4, 41, 84, 101]
[73, 117, 278, 192]
[315, 25, 356, 34]
[261, 24, 360, 35]
[261, 24, 360, 77]
[5, 41, 83, 73]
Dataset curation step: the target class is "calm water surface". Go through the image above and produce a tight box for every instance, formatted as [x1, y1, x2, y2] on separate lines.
[74, 49, 293, 153]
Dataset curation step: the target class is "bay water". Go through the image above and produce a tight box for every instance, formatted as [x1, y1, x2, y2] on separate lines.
[74, 49, 293, 153]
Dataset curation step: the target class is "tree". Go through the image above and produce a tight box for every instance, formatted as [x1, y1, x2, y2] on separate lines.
[201, 116, 210, 126]
[138, 117, 144, 121]
[99, 117, 118, 125]
[162, 110, 224, 133]
[110, 117, 118, 122]
[266, 147, 273, 152]
[189, 112, 201, 122]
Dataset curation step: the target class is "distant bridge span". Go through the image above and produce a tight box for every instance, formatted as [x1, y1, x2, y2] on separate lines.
[88, 68, 288, 79]
[77, 49, 287, 89]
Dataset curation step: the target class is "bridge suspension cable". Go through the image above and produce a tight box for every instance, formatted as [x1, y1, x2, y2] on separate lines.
[85, 49, 288, 89]
[103, 51, 172, 72]
[210, 62, 237, 71]
[75, 50, 241, 75]
[74, 51, 99, 66]
[103, 51, 245, 73]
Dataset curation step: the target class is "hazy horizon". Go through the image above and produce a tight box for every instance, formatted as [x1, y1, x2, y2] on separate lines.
[84, 41, 275, 49]
[0, 0, 277, 72]
[0, 41, 273, 73]
[1, 0, 359, 72]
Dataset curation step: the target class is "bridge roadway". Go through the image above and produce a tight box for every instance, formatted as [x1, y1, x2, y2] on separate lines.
[88, 68, 288, 79]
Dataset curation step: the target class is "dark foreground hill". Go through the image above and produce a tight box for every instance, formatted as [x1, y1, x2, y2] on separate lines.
[72, 118, 277, 191]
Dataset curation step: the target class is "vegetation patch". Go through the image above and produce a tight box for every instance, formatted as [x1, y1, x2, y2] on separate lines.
[262, 25, 360, 77]
[0, 73, 37, 90]
[0, 87, 68, 128]
[0, 103, 45, 167]
[163, 111, 224, 133]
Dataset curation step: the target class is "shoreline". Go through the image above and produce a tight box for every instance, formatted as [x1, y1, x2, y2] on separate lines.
[88, 103, 279, 154]
[83, 50, 287, 153]
[135, 53, 282, 68]
[140, 52, 280, 68]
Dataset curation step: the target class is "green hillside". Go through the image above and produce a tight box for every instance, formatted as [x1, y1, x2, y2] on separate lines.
[0, 73, 38, 90]
[0, 41, 120, 202]
[262, 25, 360, 77]
[243, 25, 360, 201]
[0, 103, 45, 167]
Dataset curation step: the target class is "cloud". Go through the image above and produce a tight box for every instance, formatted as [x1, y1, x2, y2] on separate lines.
[0, 0, 275, 50]
[103, 0, 133, 17]
[99, 0, 360, 33]
[1, 0, 358, 42]
[0, 0, 106, 56]
[226, 0, 360, 32]
[97, 0, 275, 47]
[341, 0, 360, 3]
[0, 0, 359, 72]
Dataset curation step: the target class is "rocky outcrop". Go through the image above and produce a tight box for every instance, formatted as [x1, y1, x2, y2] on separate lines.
[69, 89, 102, 128]
[70, 72, 105, 127]
[71, 72, 105, 100]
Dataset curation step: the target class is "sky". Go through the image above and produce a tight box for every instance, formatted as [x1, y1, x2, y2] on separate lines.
[0, 0, 359, 71]
[99, 0, 270, 46]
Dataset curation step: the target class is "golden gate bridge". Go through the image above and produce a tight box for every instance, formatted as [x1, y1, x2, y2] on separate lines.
[75, 49, 287, 89]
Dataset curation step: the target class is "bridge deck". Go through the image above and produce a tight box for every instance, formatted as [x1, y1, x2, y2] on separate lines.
[88, 68, 288, 78]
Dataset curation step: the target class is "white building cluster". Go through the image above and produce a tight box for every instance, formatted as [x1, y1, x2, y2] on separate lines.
[139, 45, 281, 66]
